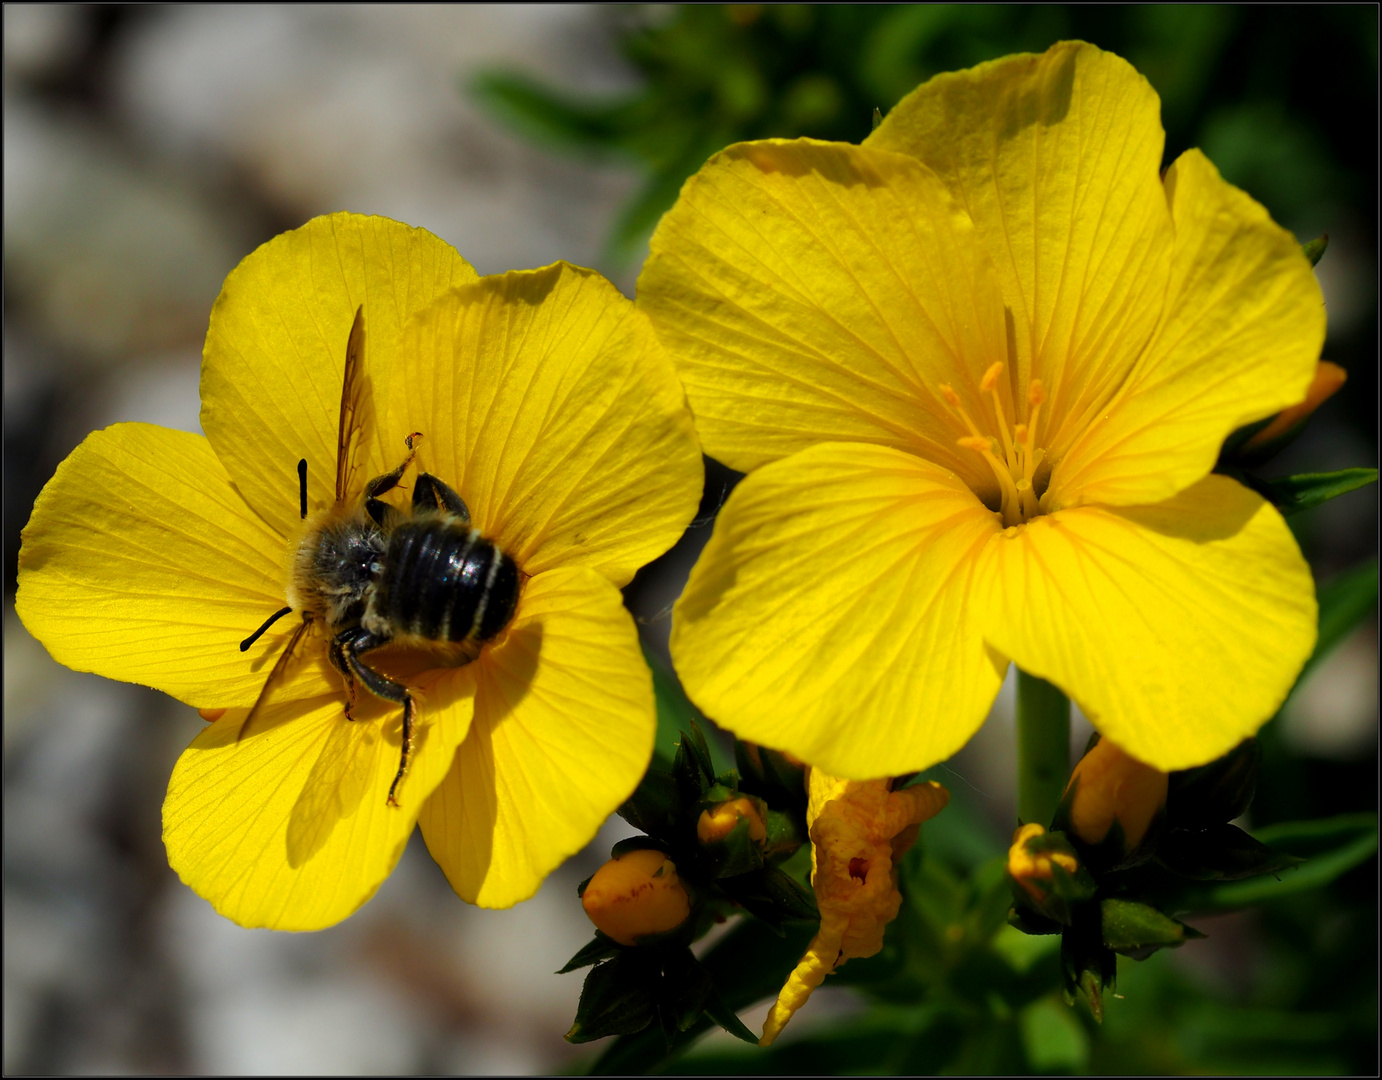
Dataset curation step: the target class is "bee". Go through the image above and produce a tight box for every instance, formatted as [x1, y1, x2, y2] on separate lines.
[237, 306, 521, 807]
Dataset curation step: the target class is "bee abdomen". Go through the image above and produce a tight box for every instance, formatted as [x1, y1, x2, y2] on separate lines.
[375, 520, 519, 643]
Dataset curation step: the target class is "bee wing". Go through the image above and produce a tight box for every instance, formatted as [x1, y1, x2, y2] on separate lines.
[237, 617, 313, 743]
[335, 305, 374, 507]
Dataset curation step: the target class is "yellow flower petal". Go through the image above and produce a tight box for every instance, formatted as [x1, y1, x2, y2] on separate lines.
[760, 772, 948, 1046]
[17, 424, 288, 707]
[387, 263, 701, 588]
[977, 474, 1316, 770]
[671, 442, 1006, 779]
[1047, 149, 1325, 508]
[868, 42, 1173, 463]
[201, 212, 478, 538]
[163, 651, 477, 930]
[418, 565, 654, 907]
[637, 138, 1008, 488]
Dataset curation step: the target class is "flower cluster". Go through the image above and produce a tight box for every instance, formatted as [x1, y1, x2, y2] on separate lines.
[16, 38, 1366, 1056]
[1007, 734, 1300, 1020]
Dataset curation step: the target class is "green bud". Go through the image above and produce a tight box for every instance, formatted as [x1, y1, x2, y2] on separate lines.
[1060, 910, 1117, 1024]
[1302, 233, 1328, 266]
[1100, 898, 1203, 959]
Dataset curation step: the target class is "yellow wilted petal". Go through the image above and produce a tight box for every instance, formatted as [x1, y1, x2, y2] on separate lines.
[201, 212, 478, 538]
[17, 424, 289, 707]
[163, 649, 476, 930]
[637, 138, 1008, 490]
[760, 772, 948, 1046]
[387, 263, 701, 588]
[1047, 149, 1326, 509]
[868, 42, 1173, 463]
[671, 442, 1006, 779]
[977, 474, 1316, 770]
[419, 565, 654, 908]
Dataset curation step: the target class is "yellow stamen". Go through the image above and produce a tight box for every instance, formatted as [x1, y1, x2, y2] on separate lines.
[1024, 380, 1046, 465]
[981, 362, 1017, 461]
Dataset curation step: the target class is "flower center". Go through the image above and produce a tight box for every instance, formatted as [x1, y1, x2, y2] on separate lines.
[940, 362, 1047, 527]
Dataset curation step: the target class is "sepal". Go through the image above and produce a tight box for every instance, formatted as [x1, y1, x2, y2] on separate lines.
[1167, 738, 1261, 827]
[1154, 823, 1304, 882]
[719, 865, 820, 932]
[1099, 897, 1203, 959]
[566, 950, 660, 1043]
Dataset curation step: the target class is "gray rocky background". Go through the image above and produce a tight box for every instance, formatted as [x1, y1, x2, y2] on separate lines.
[5, 6, 1375, 1074]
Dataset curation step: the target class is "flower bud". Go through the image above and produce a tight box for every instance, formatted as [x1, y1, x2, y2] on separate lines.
[1007, 823, 1095, 926]
[1007, 823, 1078, 902]
[580, 848, 691, 946]
[1062, 737, 1167, 855]
[697, 797, 768, 845]
[1232, 360, 1347, 465]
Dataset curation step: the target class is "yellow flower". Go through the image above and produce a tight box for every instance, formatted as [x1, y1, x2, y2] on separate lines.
[640, 41, 1320, 775]
[580, 848, 692, 946]
[17, 213, 702, 930]
[759, 771, 949, 1046]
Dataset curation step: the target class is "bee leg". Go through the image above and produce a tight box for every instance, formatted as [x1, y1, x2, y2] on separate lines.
[327, 631, 360, 719]
[339, 629, 416, 808]
[364, 497, 400, 528]
[362, 434, 422, 501]
[412, 472, 470, 524]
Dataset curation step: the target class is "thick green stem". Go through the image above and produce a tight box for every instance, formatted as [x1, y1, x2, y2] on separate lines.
[1016, 670, 1070, 827]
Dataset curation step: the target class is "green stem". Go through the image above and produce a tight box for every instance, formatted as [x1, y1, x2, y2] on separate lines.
[1016, 670, 1070, 827]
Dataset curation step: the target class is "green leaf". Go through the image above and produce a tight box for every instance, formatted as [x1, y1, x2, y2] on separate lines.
[469, 71, 629, 153]
[1251, 467, 1378, 516]
[1167, 813, 1378, 912]
[1299, 559, 1379, 684]
[558, 932, 625, 974]
[1019, 996, 1090, 1072]
[1302, 232, 1329, 266]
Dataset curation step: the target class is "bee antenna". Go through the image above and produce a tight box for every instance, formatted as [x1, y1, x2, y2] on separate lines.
[298, 459, 308, 519]
[241, 606, 293, 652]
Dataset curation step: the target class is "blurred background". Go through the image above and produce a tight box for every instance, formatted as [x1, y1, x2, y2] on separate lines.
[4, 5, 1376, 1073]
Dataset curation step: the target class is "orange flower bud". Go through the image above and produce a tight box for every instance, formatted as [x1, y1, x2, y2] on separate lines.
[1065, 738, 1168, 851]
[580, 848, 691, 946]
[697, 797, 768, 844]
[1007, 823, 1079, 903]
[1240, 360, 1347, 456]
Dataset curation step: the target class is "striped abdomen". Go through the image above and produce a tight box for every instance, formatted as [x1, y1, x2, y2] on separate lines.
[367, 518, 519, 644]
